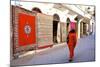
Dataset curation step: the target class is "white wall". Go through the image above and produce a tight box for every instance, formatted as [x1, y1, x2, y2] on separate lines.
[11, 1, 78, 22]
[11, 1, 68, 22]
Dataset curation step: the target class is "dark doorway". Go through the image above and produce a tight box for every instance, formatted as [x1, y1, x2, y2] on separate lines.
[83, 22, 87, 35]
[53, 14, 60, 43]
[66, 18, 70, 34]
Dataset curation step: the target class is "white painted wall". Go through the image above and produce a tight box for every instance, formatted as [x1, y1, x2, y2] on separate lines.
[78, 19, 83, 39]
[11, 1, 69, 22]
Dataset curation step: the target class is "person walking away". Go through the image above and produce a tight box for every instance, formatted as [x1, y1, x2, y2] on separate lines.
[67, 29, 77, 62]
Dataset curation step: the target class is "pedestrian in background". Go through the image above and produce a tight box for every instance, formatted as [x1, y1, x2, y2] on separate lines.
[67, 29, 77, 62]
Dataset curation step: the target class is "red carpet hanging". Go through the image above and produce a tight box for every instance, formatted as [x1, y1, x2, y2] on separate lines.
[18, 13, 36, 46]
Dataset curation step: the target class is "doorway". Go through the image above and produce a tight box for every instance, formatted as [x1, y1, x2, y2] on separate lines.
[53, 14, 60, 43]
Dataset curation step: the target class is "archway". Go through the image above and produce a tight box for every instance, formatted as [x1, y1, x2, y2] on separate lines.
[66, 18, 70, 33]
[53, 14, 60, 43]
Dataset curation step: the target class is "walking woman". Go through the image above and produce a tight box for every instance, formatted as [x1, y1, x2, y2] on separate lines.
[67, 29, 77, 62]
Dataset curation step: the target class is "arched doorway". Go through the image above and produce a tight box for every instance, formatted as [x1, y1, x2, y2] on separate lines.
[66, 18, 70, 33]
[53, 14, 60, 43]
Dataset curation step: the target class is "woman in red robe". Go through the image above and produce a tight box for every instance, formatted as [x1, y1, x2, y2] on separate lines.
[67, 29, 77, 62]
